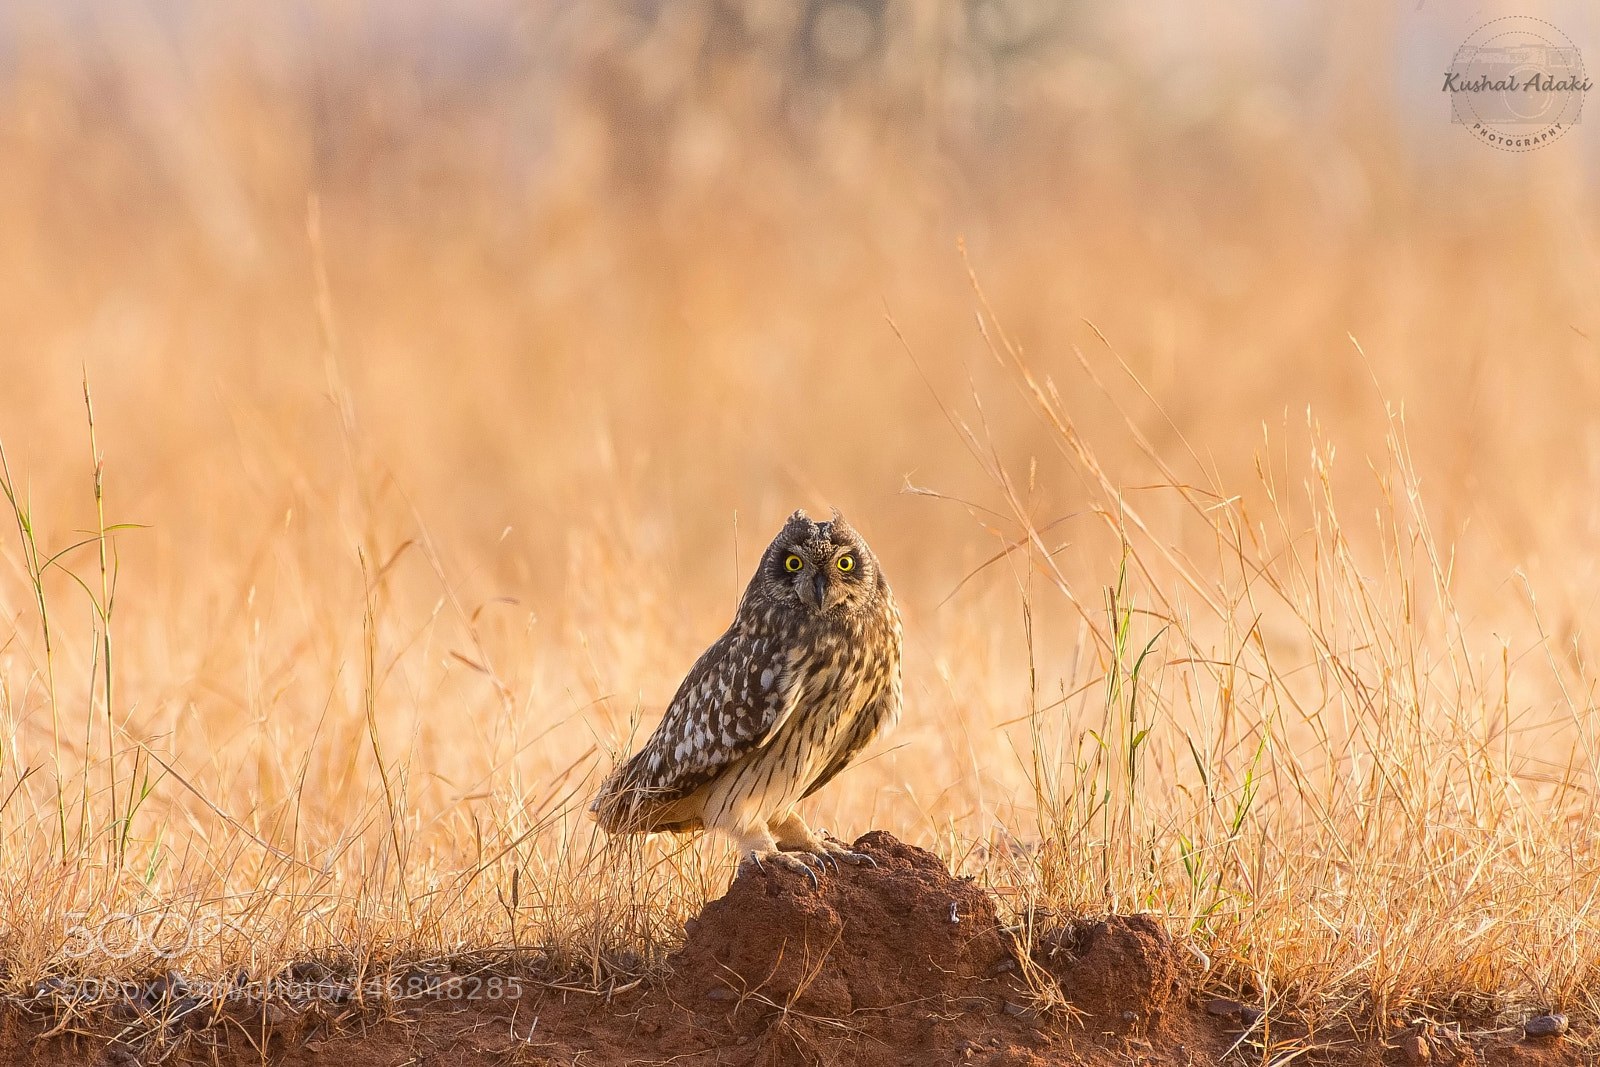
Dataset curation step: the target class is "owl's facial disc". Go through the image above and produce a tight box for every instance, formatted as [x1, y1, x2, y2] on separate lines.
[771, 509, 874, 615]
[791, 550, 865, 614]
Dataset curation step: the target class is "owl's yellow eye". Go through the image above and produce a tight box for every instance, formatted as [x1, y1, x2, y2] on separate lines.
[837, 555, 855, 573]
[784, 554, 804, 572]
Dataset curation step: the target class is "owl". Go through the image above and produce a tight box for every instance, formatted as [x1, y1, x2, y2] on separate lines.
[590, 508, 903, 882]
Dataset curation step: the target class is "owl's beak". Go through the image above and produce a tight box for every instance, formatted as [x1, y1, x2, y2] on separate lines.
[800, 571, 828, 611]
[808, 571, 846, 612]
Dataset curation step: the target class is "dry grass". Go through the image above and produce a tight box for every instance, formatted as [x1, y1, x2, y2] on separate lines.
[0, 1, 1597, 1039]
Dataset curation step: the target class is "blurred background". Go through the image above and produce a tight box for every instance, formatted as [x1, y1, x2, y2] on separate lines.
[0, 0, 1596, 603]
[0, 0, 1599, 980]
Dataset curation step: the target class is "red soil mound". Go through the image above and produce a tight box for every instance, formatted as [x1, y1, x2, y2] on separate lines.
[672, 830, 1014, 1017]
[584, 831, 1196, 1064]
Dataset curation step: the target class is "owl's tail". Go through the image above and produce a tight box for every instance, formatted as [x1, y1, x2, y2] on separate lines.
[586, 777, 625, 831]
[588, 759, 649, 833]
[588, 757, 693, 835]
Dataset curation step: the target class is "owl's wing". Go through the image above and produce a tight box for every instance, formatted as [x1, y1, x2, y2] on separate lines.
[592, 625, 799, 831]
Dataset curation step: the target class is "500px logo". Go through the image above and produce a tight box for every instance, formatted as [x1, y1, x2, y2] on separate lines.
[60, 912, 232, 960]
[1445, 17, 1589, 150]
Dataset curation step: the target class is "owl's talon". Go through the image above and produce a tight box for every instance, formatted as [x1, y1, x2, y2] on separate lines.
[808, 836, 876, 869]
[745, 848, 823, 888]
[777, 852, 821, 888]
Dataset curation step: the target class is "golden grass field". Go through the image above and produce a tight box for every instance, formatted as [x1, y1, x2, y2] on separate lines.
[0, 1, 1598, 1037]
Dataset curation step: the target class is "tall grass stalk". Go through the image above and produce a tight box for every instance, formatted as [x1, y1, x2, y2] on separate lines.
[0, 441, 67, 857]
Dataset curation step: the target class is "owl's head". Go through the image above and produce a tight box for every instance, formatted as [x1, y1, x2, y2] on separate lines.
[752, 508, 884, 617]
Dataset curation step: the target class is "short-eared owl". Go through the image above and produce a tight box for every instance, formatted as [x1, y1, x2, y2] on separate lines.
[590, 509, 902, 880]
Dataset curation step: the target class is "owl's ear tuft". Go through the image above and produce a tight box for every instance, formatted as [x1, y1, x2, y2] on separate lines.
[827, 509, 857, 542]
[777, 509, 819, 546]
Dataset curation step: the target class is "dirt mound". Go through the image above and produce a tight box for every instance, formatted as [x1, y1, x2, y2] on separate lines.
[1033, 913, 1181, 1023]
[671, 830, 1014, 1019]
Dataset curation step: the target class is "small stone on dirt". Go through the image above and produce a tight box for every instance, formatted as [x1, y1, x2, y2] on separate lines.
[1400, 1032, 1430, 1064]
[289, 961, 329, 982]
[607, 949, 644, 973]
[168, 995, 205, 1030]
[1120, 1010, 1139, 1023]
[1524, 1014, 1568, 1039]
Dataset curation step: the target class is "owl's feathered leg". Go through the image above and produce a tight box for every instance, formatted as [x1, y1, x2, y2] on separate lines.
[769, 811, 878, 871]
[728, 822, 823, 888]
